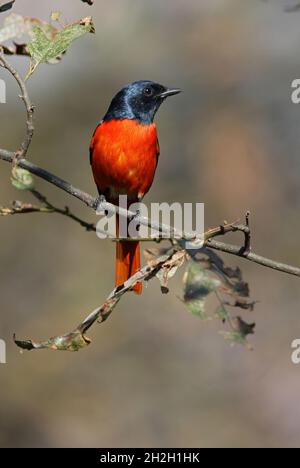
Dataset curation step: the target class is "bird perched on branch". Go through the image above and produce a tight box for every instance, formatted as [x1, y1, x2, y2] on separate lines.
[90, 80, 181, 293]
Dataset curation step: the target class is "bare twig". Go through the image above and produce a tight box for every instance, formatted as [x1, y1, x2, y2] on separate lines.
[207, 239, 300, 277]
[0, 189, 96, 231]
[0, 200, 52, 215]
[0, 53, 34, 160]
[243, 211, 251, 254]
[29, 189, 96, 231]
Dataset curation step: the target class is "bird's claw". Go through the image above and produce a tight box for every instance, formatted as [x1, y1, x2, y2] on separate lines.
[95, 194, 107, 214]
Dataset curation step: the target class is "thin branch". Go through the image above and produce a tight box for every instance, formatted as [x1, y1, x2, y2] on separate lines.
[0, 200, 52, 215]
[29, 189, 96, 231]
[0, 189, 96, 231]
[1, 147, 300, 278]
[207, 239, 300, 277]
[243, 211, 251, 254]
[0, 53, 34, 160]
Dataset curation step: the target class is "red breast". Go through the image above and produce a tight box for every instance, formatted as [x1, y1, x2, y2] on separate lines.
[91, 119, 159, 201]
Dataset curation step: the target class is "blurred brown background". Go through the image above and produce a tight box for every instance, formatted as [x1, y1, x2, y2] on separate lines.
[1, 0, 300, 448]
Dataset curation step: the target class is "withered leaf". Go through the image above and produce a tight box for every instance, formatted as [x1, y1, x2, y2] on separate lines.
[0, 13, 57, 43]
[233, 316, 255, 336]
[183, 260, 220, 320]
[220, 316, 255, 349]
[144, 247, 185, 293]
[144, 246, 173, 268]
[193, 249, 254, 310]
[184, 247, 257, 346]
[215, 304, 229, 323]
[1, 42, 29, 56]
[14, 330, 91, 352]
[156, 250, 185, 293]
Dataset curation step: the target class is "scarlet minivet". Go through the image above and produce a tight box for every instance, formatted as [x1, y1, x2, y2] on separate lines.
[90, 80, 181, 293]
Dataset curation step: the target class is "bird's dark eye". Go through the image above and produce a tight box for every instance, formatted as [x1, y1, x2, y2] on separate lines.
[143, 87, 153, 97]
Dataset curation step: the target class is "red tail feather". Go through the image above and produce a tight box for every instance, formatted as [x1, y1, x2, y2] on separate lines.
[115, 214, 142, 294]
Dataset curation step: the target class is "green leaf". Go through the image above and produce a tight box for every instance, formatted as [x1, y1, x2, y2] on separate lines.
[11, 167, 34, 190]
[183, 260, 220, 320]
[27, 17, 94, 78]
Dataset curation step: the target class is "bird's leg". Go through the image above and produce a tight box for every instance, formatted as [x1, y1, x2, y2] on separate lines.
[127, 203, 141, 234]
[133, 194, 145, 232]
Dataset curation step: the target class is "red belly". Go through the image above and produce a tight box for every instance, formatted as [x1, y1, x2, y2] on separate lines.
[91, 119, 159, 201]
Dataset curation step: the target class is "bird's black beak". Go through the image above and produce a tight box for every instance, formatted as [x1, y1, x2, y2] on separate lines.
[159, 88, 181, 98]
